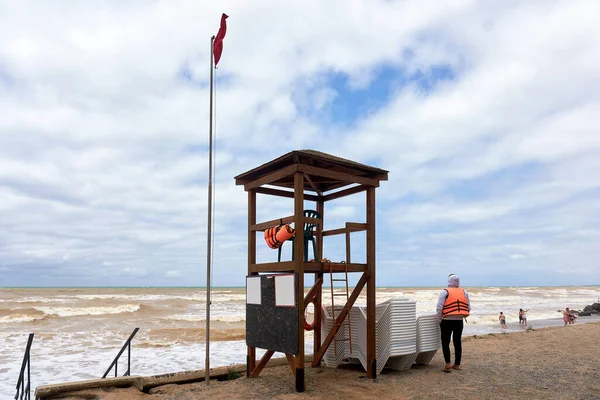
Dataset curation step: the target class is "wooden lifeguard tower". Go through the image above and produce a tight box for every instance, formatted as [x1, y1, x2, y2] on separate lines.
[234, 150, 388, 392]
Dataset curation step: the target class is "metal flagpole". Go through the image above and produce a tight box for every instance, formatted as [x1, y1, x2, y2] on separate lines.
[205, 34, 215, 384]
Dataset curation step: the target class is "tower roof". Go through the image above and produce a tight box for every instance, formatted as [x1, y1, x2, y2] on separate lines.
[234, 150, 388, 193]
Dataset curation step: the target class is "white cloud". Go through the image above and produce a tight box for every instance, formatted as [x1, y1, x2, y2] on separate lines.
[327, 206, 357, 219]
[0, 0, 598, 286]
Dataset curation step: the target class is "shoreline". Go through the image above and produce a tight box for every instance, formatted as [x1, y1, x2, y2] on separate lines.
[35, 320, 600, 399]
[462, 314, 600, 335]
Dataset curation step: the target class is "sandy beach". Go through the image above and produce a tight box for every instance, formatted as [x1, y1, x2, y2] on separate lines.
[45, 322, 600, 400]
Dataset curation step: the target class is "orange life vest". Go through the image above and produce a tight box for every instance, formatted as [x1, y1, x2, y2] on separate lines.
[263, 224, 295, 249]
[442, 288, 470, 318]
[263, 226, 280, 249]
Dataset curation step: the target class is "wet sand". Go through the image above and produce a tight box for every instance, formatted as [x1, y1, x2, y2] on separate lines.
[45, 321, 600, 400]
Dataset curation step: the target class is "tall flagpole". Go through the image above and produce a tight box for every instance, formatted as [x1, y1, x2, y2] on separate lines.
[205, 34, 215, 384]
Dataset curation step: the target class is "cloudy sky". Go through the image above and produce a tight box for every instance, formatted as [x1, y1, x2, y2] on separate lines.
[1, 0, 599, 287]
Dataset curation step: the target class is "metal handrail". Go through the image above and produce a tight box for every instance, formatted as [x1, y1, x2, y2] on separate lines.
[102, 328, 139, 379]
[15, 333, 34, 400]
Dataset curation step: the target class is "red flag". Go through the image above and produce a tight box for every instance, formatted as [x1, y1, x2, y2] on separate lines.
[213, 13, 228, 67]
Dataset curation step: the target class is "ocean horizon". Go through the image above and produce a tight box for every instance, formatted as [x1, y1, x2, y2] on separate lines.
[3, 284, 599, 289]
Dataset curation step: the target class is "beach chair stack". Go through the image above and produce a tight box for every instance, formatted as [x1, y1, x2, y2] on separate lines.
[414, 314, 441, 365]
[321, 305, 350, 367]
[380, 298, 418, 373]
[322, 297, 422, 374]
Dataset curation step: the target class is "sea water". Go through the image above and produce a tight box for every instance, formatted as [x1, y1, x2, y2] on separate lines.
[0, 286, 598, 398]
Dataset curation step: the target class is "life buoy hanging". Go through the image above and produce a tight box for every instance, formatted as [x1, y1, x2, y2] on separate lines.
[304, 299, 316, 331]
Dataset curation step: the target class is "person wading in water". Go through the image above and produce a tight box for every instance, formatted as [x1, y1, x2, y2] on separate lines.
[436, 274, 471, 373]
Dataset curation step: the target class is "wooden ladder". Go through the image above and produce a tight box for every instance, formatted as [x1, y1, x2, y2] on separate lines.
[329, 261, 352, 354]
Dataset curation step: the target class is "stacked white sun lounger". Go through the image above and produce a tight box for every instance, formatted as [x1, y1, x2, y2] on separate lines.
[321, 298, 440, 373]
[381, 298, 418, 372]
[415, 314, 441, 365]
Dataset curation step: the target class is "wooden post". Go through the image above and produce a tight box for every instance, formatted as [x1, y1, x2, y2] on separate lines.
[366, 187, 376, 378]
[294, 172, 305, 392]
[314, 198, 324, 367]
[250, 350, 274, 378]
[285, 354, 296, 376]
[247, 189, 257, 377]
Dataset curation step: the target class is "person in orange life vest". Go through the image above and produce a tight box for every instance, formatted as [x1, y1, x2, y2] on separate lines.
[436, 274, 471, 373]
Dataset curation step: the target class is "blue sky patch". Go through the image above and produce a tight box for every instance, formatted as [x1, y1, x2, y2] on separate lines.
[0, 63, 14, 90]
[303, 63, 456, 127]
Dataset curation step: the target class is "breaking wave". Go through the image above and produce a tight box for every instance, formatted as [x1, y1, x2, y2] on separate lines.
[137, 327, 246, 348]
[163, 314, 244, 323]
[33, 304, 141, 317]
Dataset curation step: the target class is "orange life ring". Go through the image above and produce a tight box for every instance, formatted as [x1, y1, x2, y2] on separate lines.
[304, 300, 316, 331]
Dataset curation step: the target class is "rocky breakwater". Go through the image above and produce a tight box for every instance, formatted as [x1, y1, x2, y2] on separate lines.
[576, 302, 600, 317]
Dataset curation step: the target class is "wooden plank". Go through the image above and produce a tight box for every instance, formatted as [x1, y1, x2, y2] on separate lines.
[244, 164, 298, 191]
[247, 190, 257, 377]
[255, 187, 295, 198]
[320, 181, 355, 193]
[285, 354, 296, 376]
[322, 223, 366, 237]
[303, 173, 323, 196]
[252, 217, 321, 232]
[249, 261, 295, 273]
[316, 199, 324, 263]
[374, 173, 389, 181]
[234, 150, 389, 186]
[322, 228, 346, 237]
[293, 172, 305, 392]
[323, 184, 369, 202]
[37, 355, 320, 398]
[366, 187, 376, 379]
[248, 190, 257, 269]
[312, 272, 369, 367]
[346, 222, 364, 265]
[255, 187, 320, 202]
[346, 222, 367, 231]
[247, 347, 255, 378]
[250, 350, 274, 378]
[298, 165, 379, 188]
[304, 278, 323, 304]
[346, 228, 351, 264]
[251, 216, 295, 232]
[303, 262, 366, 273]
